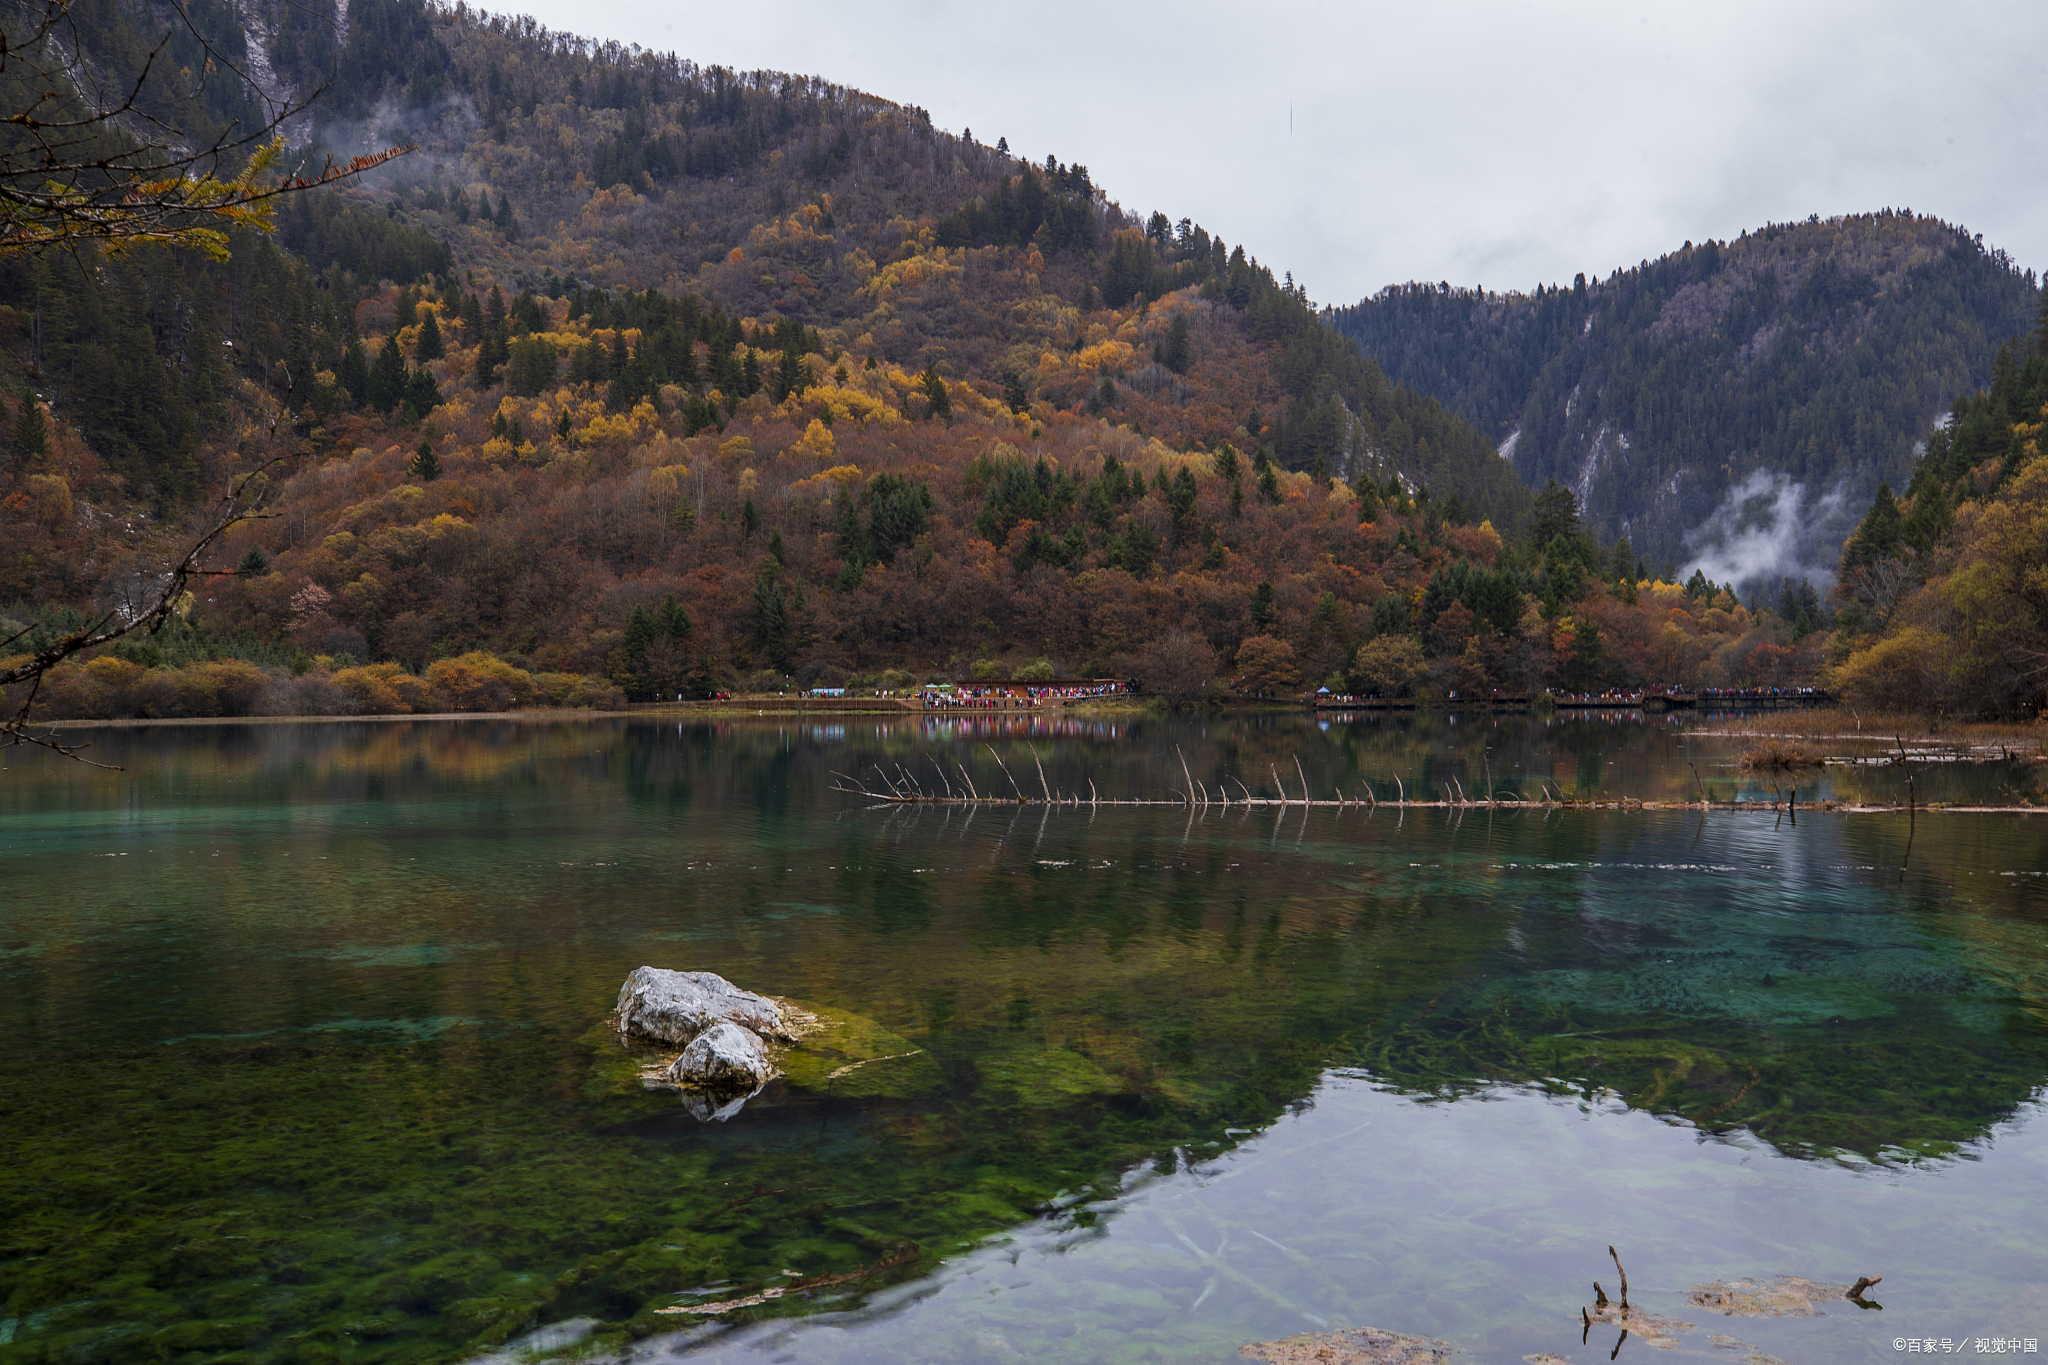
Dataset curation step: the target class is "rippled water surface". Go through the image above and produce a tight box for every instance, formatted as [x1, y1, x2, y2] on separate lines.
[2, 713, 2046, 1364]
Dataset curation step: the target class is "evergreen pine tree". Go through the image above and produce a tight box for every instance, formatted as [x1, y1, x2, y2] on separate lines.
[235, 546, 270, 577]
[1162, 311, 1191, 373]
[740, 496, 759, 539]
[415, 310, 444, 362]
[411, 438, 441, 482]
[1251, 580, 1275, 628]
[402, 368, 444, 425]
[339, 340, 369, 408]
[495, 194, 517, 240]
[922, 365, 952, 421]
[367, 332, 408, 414]
[475, 287, 510, 388]
[556, 408, 572, 441]
[773, 339, 808, 402]
[658, 593, 693, 642]
[11, 389, 47, 467]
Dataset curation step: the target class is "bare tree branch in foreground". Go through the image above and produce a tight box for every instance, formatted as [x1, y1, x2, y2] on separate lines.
[0, 0, 412, 257]
[3, 372, 301, 765]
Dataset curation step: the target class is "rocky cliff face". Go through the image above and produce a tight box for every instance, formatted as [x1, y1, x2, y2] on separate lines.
[1333, 212, 2039, 588]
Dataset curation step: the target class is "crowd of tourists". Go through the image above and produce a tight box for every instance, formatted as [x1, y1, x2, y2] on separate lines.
[917, 681, 1128, 709]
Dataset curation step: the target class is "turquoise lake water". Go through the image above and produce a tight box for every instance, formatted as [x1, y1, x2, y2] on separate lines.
[1, 713, 2045, 1364]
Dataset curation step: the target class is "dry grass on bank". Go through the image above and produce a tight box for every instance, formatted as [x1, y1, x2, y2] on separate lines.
[1738, 739, 1823, 770]
[1689, 707, 2043, 763]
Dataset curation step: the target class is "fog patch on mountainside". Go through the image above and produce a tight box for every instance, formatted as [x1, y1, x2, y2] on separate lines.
[1683, 470, 1852, 594]
[314, 92, 480, 162]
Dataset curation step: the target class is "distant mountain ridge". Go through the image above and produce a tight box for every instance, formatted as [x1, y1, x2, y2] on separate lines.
[1330, 212, 2039, 589]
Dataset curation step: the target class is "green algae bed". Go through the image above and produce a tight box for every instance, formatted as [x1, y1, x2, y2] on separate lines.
[3, 713, 2047, 1364]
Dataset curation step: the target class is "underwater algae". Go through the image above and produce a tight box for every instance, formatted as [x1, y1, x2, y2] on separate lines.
[5, 715, 2048, 1363]
[1240, 1326, 1455, 1364]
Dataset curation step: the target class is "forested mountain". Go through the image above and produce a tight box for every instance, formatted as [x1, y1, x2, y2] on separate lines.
[3, 0, 1837, 720]
[1330, 214, 2039, 589]
[1829, 300, 2048, 717]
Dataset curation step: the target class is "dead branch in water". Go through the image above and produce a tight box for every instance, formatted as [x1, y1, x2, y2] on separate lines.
[825, 757, 2031, 813]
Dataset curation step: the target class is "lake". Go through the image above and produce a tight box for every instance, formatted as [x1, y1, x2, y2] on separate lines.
[2, 712, 2045, 1364]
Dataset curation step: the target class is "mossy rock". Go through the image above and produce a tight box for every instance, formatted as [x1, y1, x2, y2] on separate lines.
[582, 1002, 942, 1103]
[778, 999, 944, 1099]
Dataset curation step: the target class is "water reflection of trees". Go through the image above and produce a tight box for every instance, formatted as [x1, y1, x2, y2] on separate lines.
[13, 714, 2047, 1171]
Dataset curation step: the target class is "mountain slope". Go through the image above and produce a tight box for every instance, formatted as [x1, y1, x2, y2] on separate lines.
[2, 0, 1540, 694]
[7, 0, 1824, 720]
[1330, 213, 2039, 589]
[1828, 301, 2048, 716]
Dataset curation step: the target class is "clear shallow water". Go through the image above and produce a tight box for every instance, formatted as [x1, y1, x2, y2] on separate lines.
[2, 714, 2046, 1364]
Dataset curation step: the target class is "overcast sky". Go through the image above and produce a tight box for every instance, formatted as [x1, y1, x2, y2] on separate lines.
[504, 0, 2048, 306]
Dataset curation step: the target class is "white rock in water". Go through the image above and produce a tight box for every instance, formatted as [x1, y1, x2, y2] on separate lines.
[667, 1021, 776, 1089]
[614, 966, 789, 1044]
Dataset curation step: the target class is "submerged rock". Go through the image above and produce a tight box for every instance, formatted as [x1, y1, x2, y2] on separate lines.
[667, 1021, 777, 1090]
[1241, 1328, 1455, 1365]
[614, 966, 791, 1045]
[1685, 1275, 1862, 1317]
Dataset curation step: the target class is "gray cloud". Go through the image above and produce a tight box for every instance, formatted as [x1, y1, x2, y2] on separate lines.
[501, 0, 2048, 302]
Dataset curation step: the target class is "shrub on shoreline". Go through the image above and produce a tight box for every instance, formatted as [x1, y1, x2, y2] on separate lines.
[2, 651, 623, 721]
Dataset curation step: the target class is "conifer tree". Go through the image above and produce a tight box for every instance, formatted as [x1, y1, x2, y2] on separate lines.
[475, 286, 510, 387]
[1163, 311, 1192, 374]
[922, 365, 952, 421]
[11, 389, 47, 467]
[402, 369, 444, 425]
[339, 341, 369, 408]
[773, 339, 809, 402]
[415, 310, 445, 362]
[412, 438, 440, 482]
[659, 594, 693, 641]
[367, 332, 408, 414]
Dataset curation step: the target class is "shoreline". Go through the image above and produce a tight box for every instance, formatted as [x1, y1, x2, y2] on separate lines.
[16, 698, 1180, 730]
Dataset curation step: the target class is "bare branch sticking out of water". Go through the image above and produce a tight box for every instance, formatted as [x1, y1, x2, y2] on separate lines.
[824, 756, 2040, 814]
